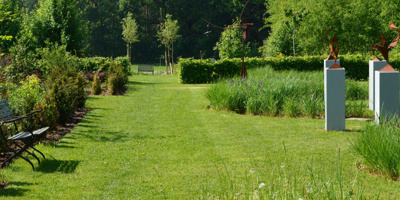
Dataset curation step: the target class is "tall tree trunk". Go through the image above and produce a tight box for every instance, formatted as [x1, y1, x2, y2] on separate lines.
[127, 43, 129, 58]
[171, 42, 174, 74]
[167, 45, 171, 74]
[165, 49, 168, 73]
[146, 4, 149, 36]
[129, 43, 132, 63]
[293, 29, 296, 57]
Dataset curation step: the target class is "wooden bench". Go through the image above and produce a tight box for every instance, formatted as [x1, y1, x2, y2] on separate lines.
[137, 65, 154, 75]
[0, 99, 49, 169]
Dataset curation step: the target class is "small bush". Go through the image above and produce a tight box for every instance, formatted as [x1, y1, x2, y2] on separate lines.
[107, 63, 128, 95]
[46, 67, 86, 123]
[8, 75, 45, 115]
[91, 74, 102, 95]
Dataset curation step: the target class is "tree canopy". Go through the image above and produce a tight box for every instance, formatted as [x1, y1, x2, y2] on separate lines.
[122, 12, 139, 61]
[2, 0, 400, 61]
[262, 0, 400, 57]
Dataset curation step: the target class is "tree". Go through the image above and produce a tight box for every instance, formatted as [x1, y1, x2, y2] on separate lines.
[28, 0, 87, 55]
[122, 12, 139, 62]
[0, 0, 21, 53]
[214, 20, 250, 59]
[282, 7, 309, 57]
[262, 0, 400, 57]
[157, 14, 180, 74]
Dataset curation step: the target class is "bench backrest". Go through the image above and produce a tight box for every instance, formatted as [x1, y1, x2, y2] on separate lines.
[0, 100, 14, 122]
[138, 65, 154, 71]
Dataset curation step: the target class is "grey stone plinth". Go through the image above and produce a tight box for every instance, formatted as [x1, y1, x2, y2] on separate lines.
[375, 71, 400, 123]
[325, 68, 345, 131]
[369, 60, 387, 110]
[324, 59, 340, 100]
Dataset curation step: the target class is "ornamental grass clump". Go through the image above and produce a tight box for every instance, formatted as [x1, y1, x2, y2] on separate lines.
[352, 116, 400, 180]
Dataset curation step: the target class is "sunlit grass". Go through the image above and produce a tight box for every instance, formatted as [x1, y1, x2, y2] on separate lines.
[0, 75, 397, 199]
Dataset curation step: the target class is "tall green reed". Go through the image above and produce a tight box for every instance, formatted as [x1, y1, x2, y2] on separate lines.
[352, 116, 400, 180]
[207, 66, 369, 118]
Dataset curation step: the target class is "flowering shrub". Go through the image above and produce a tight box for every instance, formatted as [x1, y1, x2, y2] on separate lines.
[8, 75, 45, 115]
[85, 72, 106, 82]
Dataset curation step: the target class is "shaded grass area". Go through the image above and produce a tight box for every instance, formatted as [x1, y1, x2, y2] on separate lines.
[0, 75, 397, 199]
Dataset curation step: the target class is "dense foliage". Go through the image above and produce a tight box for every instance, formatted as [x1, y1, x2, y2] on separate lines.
[0, 0, 266, 62]
[263, 0, 400, 57]
[179, 54, 400, 84]
[215, 20, 250, 59]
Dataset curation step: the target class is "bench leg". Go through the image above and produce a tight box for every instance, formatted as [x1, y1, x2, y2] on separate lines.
[32, 146, 45, 159]
[14, 143, 41, 164]
[1, 148, 35, 170]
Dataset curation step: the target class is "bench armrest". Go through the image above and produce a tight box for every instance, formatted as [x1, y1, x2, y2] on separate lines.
[25, 110, 41, 116]
[2, 115, 28, 124]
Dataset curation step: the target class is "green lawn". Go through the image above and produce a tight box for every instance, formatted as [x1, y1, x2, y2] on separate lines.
[0, 75, 398, 199]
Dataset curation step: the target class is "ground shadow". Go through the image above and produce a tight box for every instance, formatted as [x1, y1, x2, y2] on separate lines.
[46, 143, 77, 149]
[35, 159, 80, 174]
[76, 131, 128, 143]
[0, 181, 33, 197]
[127, 81, 156, 86]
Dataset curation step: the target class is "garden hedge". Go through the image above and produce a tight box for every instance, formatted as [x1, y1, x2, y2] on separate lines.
[179, 54, 400, 84]
[77, 56, 130, 74]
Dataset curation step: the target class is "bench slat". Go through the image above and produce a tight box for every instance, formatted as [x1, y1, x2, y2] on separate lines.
[0, 112, 13, 121]
[0, 107, 11, 115]
[0, 101, 9, 109]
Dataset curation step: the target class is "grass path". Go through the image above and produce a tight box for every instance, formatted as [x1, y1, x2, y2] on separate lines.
[0, 75, 398, 199]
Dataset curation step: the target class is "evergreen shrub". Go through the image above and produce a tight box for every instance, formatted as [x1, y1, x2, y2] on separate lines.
[78, 57, 130, 74]
[107, 63, 128, 95]
[91, 74, 102, 95]
[179, 54, 400, 84]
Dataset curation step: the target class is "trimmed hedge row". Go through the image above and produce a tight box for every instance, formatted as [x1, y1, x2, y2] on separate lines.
[179, 54, 400, 84]
[77, 56, 130, 74]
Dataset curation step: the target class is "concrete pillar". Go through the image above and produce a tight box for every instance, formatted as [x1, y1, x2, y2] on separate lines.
[375, 67, 399, 123]
[325, 66, 346, 131]
[369, 60, 387, 110]
[324, 60, 340, 101]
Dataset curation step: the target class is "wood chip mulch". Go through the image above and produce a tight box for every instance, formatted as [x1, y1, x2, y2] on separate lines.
[45, 108, 90, 143]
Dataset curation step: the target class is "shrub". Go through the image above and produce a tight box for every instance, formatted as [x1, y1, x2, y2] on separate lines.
[107, 63, 128, 95]
[179, 58, 214, 84]
[78, 56, 131, 74]
[180, 54, 400, 84]
[8, 75, 45, 115]
[46, 67, 86, 123]
[91, 74, 102, 95]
